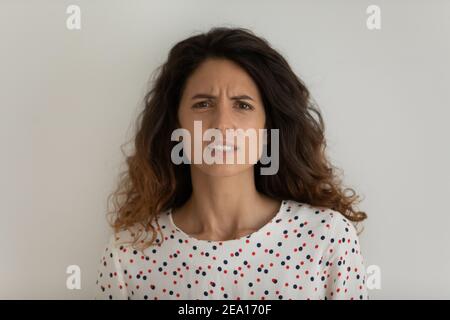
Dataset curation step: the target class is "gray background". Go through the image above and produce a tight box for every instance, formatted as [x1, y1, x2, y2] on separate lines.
[1, 0, 449, 299]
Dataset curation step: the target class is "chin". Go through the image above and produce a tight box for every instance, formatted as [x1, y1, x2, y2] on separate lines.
[193, 163, 253, 178]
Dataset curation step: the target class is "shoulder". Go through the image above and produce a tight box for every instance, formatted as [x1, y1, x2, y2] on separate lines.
[283, 199, 361, 246]
[106, 211, 171, 254]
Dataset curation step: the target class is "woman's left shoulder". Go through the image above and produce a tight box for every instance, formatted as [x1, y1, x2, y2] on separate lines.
[284, 199, 361, 243]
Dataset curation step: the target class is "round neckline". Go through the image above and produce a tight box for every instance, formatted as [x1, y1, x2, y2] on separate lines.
[167, 200, 288, 245]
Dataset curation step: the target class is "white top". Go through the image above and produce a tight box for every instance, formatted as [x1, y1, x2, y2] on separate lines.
[95, 199, 368, 300]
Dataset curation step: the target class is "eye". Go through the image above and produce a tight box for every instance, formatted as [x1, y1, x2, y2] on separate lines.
[192, 101, 212, 109]
[236, 101, 254, 111]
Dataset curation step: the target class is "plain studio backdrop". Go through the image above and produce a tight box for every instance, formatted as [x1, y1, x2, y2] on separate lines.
[1, 0, 449, 299]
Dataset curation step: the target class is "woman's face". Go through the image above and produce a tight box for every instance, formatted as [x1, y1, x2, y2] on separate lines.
[177, 58, 266, 177]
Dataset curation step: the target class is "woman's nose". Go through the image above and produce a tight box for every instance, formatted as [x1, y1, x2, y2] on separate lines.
[209, 101, 235, 133]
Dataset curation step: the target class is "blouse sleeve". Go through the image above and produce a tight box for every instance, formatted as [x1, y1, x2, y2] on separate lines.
[94, 234, 129, 300]
[322, 215, 369, 300]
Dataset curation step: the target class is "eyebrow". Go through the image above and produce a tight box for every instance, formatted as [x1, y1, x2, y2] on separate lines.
[191, 93, 254, 101]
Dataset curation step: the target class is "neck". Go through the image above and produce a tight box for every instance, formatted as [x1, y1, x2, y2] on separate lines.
[177, 167, 280, 240]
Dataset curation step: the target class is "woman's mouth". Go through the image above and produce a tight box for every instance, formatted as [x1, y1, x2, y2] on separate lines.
[207, 143, 238, 153]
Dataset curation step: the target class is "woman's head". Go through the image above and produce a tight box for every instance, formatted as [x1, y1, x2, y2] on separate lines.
[109, 27, 367, 249]
[178, 57, 267, 177]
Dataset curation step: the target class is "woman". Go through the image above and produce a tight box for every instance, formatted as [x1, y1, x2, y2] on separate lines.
[95, 27, 368, 300]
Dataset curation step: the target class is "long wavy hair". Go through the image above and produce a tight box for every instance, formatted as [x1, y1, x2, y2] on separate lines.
[107, 27, 367, 251]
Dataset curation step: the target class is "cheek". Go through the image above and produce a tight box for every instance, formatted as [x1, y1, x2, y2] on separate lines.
[231, 119, 265, 164]
[247, 112, 267, 160]
[260, 109, 267, 128]
[178, 104, 205, 126]
[242, 111, 266, 130]
[177, 106, 195, 132]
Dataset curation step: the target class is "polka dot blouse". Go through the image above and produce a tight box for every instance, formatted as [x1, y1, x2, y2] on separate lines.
[95, 200, 368, 300]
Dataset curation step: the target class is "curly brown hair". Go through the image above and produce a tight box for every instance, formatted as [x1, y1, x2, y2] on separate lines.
[107, 27, 367, 251]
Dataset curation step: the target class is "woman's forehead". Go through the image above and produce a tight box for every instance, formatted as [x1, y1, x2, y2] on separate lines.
[182, 59, 261, 100]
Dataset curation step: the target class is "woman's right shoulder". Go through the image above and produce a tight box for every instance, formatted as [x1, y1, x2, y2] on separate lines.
[106, 211, 171, 252]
